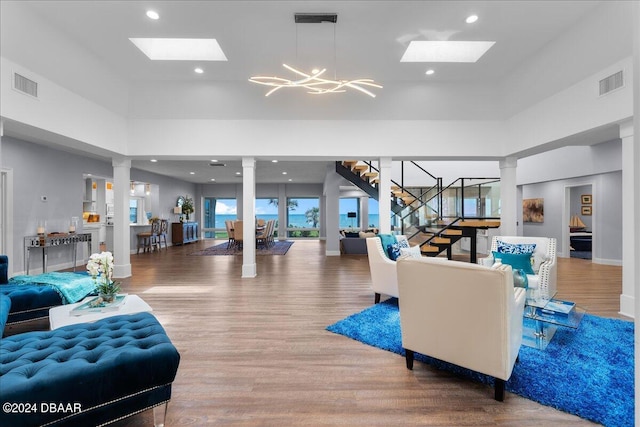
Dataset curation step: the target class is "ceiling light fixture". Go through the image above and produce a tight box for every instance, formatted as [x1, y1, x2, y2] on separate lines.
[271, 160, 278, 163]
[465, 15, 479, 24]
[130, 182, 135, 194]
[146, 10, 159, 20]
[194, 67, 204, 74]
[249, 13, 382, 98]
[145, 183, 151, 195]
[150, 159, 158, 162]
[426, 69, 435, 75]
[189, 172, 195, 175]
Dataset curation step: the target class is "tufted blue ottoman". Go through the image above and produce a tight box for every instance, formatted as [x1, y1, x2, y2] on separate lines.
[0, 312, 180, 427]
[0, 283, 63, 325]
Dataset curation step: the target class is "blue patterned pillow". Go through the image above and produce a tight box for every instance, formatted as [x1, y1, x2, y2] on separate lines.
[496, 240, 536, 255]
[387, 239, 409, 261]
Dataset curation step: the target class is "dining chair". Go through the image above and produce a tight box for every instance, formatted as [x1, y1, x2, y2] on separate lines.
[155, 219, 169, 250]
[225, 220, 235, 249]
[233, 220, 244, 248]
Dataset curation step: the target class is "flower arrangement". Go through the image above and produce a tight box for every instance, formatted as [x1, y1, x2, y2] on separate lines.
[181, 196, 194, 219]
[87, 251, 120, 301]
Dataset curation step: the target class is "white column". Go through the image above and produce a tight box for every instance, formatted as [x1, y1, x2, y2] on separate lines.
[360, 196, 369, 229]
[378, 157, 392, 234]
[631, 3, 640, 424]
[278, 184, 287, 239]
[324, 165, 341, 256]
[499, 157, 518, 236]
[112, 157, 132, 278]
[242, 157, 257, 278]
[621, 120, 635, 318]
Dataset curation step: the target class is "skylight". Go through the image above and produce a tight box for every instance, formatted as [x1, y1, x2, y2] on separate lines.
[400, 41, 495, 63]
[129, 38, 228, 61]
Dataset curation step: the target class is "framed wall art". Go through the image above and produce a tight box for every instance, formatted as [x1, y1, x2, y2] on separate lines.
[523, 198, 544, 223]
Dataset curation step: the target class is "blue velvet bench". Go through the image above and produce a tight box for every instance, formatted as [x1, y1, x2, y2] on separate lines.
[0, 295, 181, 427]
[0, 256, 93, 327]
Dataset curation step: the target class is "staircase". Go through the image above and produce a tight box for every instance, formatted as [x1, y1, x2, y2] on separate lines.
[336, 160, 501, 261]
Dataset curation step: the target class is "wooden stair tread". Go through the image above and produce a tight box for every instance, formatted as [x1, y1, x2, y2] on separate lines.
[420, 245, 440, 253]
[431, 237, 451, 244]
[457, 220, 501, 228]
[353, 165, 369, 172]
[363, 172, 378, 178]
[342, 160, 358, 168]
[441, 229, 463, 236]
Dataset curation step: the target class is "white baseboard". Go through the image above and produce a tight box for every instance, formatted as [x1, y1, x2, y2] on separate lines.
[593, 257, 623, 266]
[619, 294, 635, 319]
[325, 250, 341, 256]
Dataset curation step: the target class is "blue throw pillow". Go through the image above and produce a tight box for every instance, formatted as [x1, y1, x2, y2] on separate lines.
[512, 269, 529, 289]
[493, 251, 535, 275]
[387, 243, 402, 260]
[496, 240, 536, 255]
[378, 234, 397, 259]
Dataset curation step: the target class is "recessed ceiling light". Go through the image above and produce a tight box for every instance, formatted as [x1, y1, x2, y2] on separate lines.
[211, 159, 218, 162]
[465, 15, 479, 24]
[288, 179, 292, 182]
[194, 67, 204, 74]
[235, 172, 241, 175]
[190, 172, 195, 175]
[150, 159, 158, 162]
[210, 178, 216, 181]
[129, 38, 228, 61]
[282, 172, 287, 175]
[400, 41, 495, 63]
[146, 10, 159, 20]
[425, 69, 435, 75]
[271, 160, 278, 163]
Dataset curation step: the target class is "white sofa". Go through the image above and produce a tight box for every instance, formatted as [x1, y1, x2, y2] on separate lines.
[396, 257, 526, 401]
[479, 236, 557, 301]
[366, 236, 411, 303]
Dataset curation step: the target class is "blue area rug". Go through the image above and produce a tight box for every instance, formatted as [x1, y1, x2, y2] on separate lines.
[326, 298, 634, 427]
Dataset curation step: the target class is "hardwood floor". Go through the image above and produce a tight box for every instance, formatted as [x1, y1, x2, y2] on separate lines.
[72, 240, 627, 425]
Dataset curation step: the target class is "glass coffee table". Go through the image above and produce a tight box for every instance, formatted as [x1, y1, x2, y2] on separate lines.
[523, 297, 586, 350]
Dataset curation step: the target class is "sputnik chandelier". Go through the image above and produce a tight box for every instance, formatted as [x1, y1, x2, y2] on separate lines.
[249, 64, 382, 97]
[249, 13, 382, 98]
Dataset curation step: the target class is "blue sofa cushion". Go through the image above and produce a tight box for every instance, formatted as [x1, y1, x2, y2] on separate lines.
[0, 255, 8, 284]
[0, 312, 180, 427]
[0, 294, 10, 336]
[0, 284, 62, 324]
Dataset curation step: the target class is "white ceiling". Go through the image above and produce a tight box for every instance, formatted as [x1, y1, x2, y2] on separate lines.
[1, 1, 615, 184]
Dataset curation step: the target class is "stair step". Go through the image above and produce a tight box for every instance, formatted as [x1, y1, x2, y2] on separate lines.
[391, 185, 400, 191]
[342, 160, 358, 169]
[363, 172, 378, 179]
[457, 220, 501, 228]
[353, 165, 369, 173]
[441, 229, 463, 236]
[370, 178, 379, 185]
[420, 245, 440, 253]
[431, 237, 451, 244]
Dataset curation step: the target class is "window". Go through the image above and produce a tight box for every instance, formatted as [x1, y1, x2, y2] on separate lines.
[368, 198, 379, 228]
[287, 197, 319, 238]
[210, 198, 237, 238]
[129, 197, 145, 224]
[340, 198, 359, 229]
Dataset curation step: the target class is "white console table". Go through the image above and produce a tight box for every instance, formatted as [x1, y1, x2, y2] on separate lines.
[24, 233, 92, 274]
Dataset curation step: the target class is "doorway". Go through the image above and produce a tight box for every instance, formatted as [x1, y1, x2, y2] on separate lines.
[564, 183, 594, 261]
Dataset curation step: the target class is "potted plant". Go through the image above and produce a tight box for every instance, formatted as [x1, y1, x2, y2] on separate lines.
[87, 251, 120, 303]
[181, 196, 194, 221]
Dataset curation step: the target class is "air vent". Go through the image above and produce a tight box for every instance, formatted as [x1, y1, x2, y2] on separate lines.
[209, 162, 227, 167]
[294, 13, 337, 23]
[599, 70, 623, 96]
[14, 73, 38, 98]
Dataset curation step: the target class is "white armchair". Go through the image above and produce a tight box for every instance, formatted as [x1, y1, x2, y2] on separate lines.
[479, 236, 557, 301]
[366, 236, 410, 303]
[396, 257, 526, 401]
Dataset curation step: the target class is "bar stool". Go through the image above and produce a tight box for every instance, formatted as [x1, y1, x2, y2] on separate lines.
[156, 219, 169, 250]
[136, 220, 160, 254]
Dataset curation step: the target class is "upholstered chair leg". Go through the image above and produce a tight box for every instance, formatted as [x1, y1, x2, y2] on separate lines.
[153, 402, 168, 427]
[494, 378, 505, 401]
[374, 293, 381, 304]
[405, 349, 414, 370]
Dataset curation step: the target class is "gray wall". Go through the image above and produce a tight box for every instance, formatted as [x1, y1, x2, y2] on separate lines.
[521, 171, 622, 263]
[1, 136, 196, 274]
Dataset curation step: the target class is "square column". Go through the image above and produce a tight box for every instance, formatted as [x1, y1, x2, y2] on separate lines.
[378, 157, 392, 234]
[112, 157, 132, 278]
[242, 157, 257, 278]
[499, 157, 518, 236]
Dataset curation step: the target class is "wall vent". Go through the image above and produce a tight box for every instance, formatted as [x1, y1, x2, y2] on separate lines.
[13, 73, 38, 98]
[599, 70, 623, 96]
